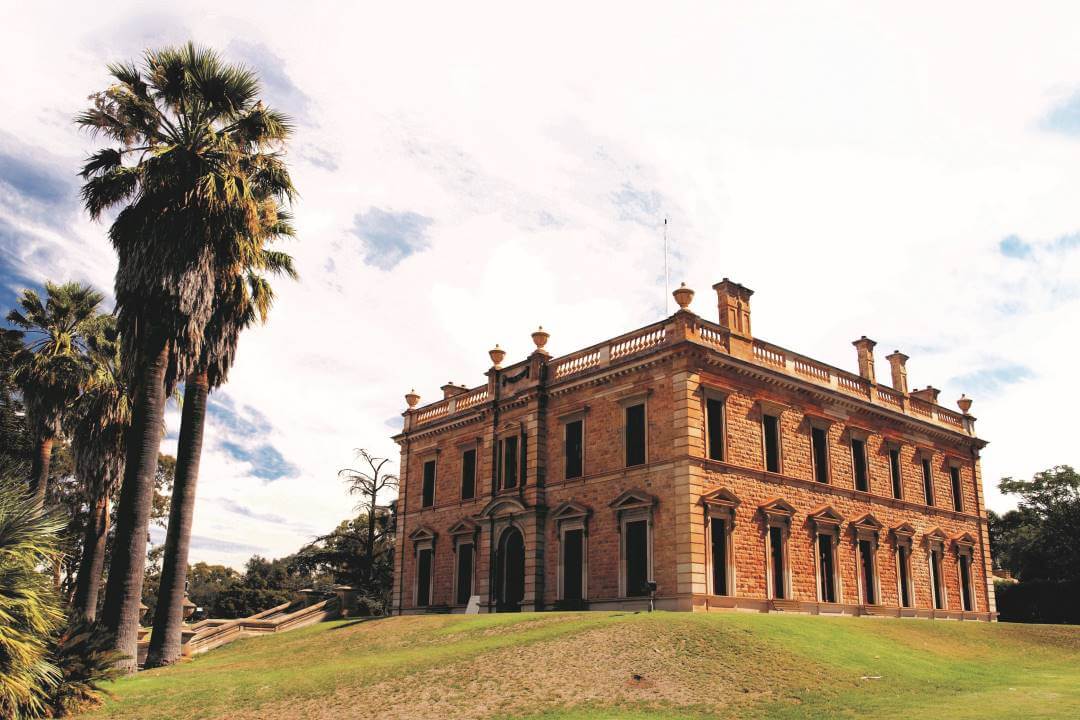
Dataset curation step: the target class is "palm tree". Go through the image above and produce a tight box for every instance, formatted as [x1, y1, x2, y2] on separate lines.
[0, 480, 65, 718]
[78, 43, 294, 672]
[69, 317, 131, 620]
[0, 329, 32, 484]
[6, 282, 104, 509]
[146, 211, 296, 668]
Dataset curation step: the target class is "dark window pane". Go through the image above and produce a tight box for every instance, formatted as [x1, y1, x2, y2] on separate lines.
[859, 539, 876, 605]
[455, 544, 474, 605]
[898, 546, 912, 608]
[706, 398, 725, 461]
[763, 415, 781, 473]
[417, 548, 432, 606]
[565, 420, 583, 479]
[625, 404, 646, 467]
[625, 520, 649, 596]
[818, 534, 836, 603]
[951, 467, 963, 512]
[852, 439, 868, 492]
[563, 529, 584, 601]
[812, 427, 829, 483]
[932, 550, 945, 609]
[711, 519, 728, 596]
[960, 556, 973, 611]
[923, 459, 935, 506]
[890, 449, 902, 499]
[769, 526, 785, 599]
[501, 437, 518, 489]
[422, 460, 436, 508]
[461, 449, 476, 500]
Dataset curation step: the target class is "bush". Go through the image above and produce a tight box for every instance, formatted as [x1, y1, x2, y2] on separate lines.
[44, 618, 125, 717]
[996, 580, 1080, 624]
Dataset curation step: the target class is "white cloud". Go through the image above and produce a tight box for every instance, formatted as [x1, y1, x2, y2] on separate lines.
[1, 2, 1079, 566]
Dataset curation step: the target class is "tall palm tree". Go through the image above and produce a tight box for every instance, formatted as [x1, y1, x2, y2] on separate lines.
[6, 282, 104, 509]
[0, 329, 32, 484]
[68, 317, 130, 620]
[78, 43, 294, 672]
[146, 208, 296, 668]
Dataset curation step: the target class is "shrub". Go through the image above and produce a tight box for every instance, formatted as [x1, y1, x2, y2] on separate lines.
[996, 580, 1080, 624]
[44, 617, 125, 716]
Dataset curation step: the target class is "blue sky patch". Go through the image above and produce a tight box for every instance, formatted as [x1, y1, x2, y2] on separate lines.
[228, 40, 313, 124]
[1042, 90, 1080, 136]
[949, 363, 1034, 396]
[352, 207, 434, 270]
[612, 182, 663, 227]
[220, 440, 300, 482]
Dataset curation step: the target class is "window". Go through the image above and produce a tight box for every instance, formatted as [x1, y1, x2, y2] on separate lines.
[851, 438, 869, 492]
[950, 466, 964, 512]
[817, 534, 837, 603]
[421, 460, 436, 508]
[811, 426, 829, 483]
[930, 547, 946, 610]
[706, 397, 725, 461]
[768, 526, 787, 600]
[762, 414, 781, 473]
[499, 436, 519, 490]
[897, 545, 913, 608]
[416, 547, 433, 607]
[460, 449, 476, 500]
[562, 528, 585, 601]
[710, 517, 729, 596]
[624, 519, 650, 596]
[959, 553, 974, 612]
[922, 458, 935, 506]
[625, 403, 646, 467]
[565, 419, 583, 479]
[889, 449, 902, 499]
[455, 543, 474, 605]
[858, 539, 878, 605]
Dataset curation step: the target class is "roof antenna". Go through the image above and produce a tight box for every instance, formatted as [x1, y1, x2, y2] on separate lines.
[663, 217, 670, 315]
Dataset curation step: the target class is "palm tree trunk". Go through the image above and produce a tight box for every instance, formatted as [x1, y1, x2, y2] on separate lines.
[73, 491, 110, 620]
[145, 370, 208, 668]
[100, 340, 169, 674]
[28, 435, 53, 508]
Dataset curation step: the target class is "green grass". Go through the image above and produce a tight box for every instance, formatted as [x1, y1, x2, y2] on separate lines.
[83, 612, 1080, 719]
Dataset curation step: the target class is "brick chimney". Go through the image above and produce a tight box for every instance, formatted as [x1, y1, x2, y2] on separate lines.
[911, 385, 940, 403]
[852, 336, 877, 384]
[441, 382, 469, 399]
[713, 278, 753, 337]
[885, 350, 909, 394]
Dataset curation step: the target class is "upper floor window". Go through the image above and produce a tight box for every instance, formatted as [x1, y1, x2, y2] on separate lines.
[889, 448, 903, 499]
[811, 426, 829, 483]
[950, 466, 964, 512]
[460, 448, 476, 500]
[565, 419, 583, 479]
[851, 437, 869, 492]
[762, 414, 781, 473]
[922, 457, 935, 506]
[625, 403, 646, 467]
[705, 396, 725, 461]
[499, 436, 519, 490]
[421, 459, 436, 508]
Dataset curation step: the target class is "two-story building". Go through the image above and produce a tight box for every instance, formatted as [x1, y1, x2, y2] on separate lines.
[391, 278, 995, 620]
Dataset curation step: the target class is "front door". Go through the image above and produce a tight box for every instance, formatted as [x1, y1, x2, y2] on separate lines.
[496, 527, 525, 611]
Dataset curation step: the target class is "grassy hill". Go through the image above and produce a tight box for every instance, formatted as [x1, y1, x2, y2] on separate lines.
[84, 611, 1080, 719]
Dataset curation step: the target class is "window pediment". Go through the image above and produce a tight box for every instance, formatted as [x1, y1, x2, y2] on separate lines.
[448, 519, 479, 536]
[891, 521, 916, 546]
[808, 505, 845, 532]
[951, 531, 977, 552]
[551, 500, 592, 522]
[478, 496, 528, 518]
[924, 527, 949, 549]
[609, 489, 658, 511]
[408, 526, 437, 543]
[759, 498, 796, 525]
[700, 487, 741, 511]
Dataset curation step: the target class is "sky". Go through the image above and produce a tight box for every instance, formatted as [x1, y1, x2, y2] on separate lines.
[2, 2, 1079, 568]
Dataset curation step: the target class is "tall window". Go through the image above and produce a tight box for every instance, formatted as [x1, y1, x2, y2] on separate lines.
[858, 540, 877, 605]
[889, 449, 902, 499]
[817, 534, 837, 603]
[422, 460, 436, 508]
[762, 414, 781, 473]
[565, 419, 583, 479]
[706, 397, 725, 461]
[455, 543, 474, 605]
[959, 553, 974, 612]
[950, 466, 964, 512]
[768, 526, 787, 600]
[811, 426, 829, 483]
[624, 519, 650, 596]
[499, 436, 519, 490]
[562, 528, 585, 601]
[460, 449, 476, 500]
[710, 518, 729, 596]
[930, 547, 946, 610]
[897, 545, 913, 608]
[416, 547, 433, 607]
[851, 438, 869, 492]
[625, 403, 646, 467]
[922, 458, 935, 506]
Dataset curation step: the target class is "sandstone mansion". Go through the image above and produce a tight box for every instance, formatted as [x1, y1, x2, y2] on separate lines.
[391, 278, 995, 620]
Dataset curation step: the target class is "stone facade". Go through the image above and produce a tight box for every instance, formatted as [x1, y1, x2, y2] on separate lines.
[391, 279, 995, 620]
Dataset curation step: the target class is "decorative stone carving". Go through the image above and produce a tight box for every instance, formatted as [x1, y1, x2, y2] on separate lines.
[531, 326, 550, 352]
[957, 394, 973, 415]
[672, 282, 694, 311]
[405, 389, 420, 408]
[489, 344, 506, 368]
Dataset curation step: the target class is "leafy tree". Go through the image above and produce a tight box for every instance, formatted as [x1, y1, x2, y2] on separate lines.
[0, 329, 32, 483]
[992, 465, 1080, 582]
[78, 42, 294, 672]
[293, 511, 396, 614]
[5, 283, 104, 508]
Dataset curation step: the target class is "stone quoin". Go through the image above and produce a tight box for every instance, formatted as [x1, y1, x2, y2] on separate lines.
[391, 278, 995, 620]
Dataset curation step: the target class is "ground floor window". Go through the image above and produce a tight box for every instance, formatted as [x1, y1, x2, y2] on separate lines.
[930, 547, 946, 610]
[897, 545, 913, 608]
[768, 526, 787, 600]
[562, 528, 586, 601]
[624, 519, 650, 597]
[710, 517, 729, 596]
[858, 539, 878, 605]
[416, 547, 433, 607]
[455, 543, 474, 606]
[959, 554, 974, 611]
[817, 534, 838, 603]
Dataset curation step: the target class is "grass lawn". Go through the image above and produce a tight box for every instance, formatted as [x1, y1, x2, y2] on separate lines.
[82, 611, 1080, 719]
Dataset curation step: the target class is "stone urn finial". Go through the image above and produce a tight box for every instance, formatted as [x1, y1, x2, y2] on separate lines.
[489, 344, 506, 368]
[957, 394, 973, 415]
[182, 595, 196, 620]
[405, 389, 420, 409]
[531, 326, 550, 352]
[672, 282, 694, 311]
